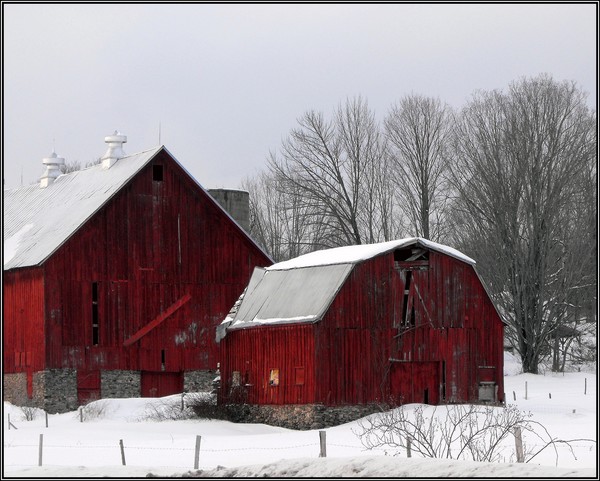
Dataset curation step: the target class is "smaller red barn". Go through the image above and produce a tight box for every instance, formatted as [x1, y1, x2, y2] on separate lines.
[217, 238, 505, 428]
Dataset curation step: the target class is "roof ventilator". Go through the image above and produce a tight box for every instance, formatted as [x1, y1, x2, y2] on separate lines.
[101, 131, 127, 169]
[40, 150, 65, 188]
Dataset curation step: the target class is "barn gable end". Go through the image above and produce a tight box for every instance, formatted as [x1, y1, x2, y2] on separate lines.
[3, 135, 272, 412]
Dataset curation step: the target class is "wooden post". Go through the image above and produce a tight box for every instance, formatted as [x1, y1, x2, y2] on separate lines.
[525, 381, 528, 400]
[194, 435, 201, 469]
[584, 378, 587, 395]
[38, 433, 44, 466]
[512, 391, 516, 401]
[119, 439, 126, 466]
[80, 407, 83, 423]
[514, 427, 524, 463]
[406, 435, 412, 458]
[45, 411, 49, 428]
[549, 392, 551, 399]
[319, 431, 327, 458]
[8, 414, 18, 430]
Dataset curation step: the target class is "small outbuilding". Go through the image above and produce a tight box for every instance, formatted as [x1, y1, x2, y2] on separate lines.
[217, 238, 505, 428]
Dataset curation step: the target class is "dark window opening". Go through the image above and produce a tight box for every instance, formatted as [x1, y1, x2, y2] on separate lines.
[401, 271, 412, 325]
[423, 388, 429, 404]
[92, 282, 99, 345]
[161, 349, 166, 369]
[153, 164, 164, 182]
[441, 361, 447, 400]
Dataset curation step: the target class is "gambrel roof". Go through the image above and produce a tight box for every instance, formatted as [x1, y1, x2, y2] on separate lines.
[217, 238, 478, 340]
[3, 145, 267, 270]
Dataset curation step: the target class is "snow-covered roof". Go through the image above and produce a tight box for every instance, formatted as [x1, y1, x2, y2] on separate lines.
[219, 238, 475, 337]
[268, 237, 475, 270]
[4, 147, 163, 269]
[4, 145, 271, 270]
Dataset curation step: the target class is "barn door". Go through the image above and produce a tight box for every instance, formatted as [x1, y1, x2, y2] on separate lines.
[77, 370, 101, 405]
[390, 361, 440, 405]
[141, 371, 183, 397]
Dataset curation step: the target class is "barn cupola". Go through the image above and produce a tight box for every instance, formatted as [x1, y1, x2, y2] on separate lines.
[101, 131, 127, 169]
[39, 150, 65, 188]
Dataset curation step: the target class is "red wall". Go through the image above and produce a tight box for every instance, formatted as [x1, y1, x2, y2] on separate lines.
[5, 150, 271, 386]
[220, 248, 504, 407]
[3, 268, 45, 374]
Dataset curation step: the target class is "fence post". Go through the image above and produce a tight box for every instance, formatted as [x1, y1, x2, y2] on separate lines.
[80, 407, 83, 423]
[319, 431, 327, 458]
[119, 439, 126, 466]
[7, 414, 10, 430]
[584, 378, 587, 395]
[525, 381, 528, 400]
[514, 427, 524, 463]
[512, 391, 516, 401]
[194, 435, 201, 469]
[406, 435, 412, 458]
[45, 411, 49, 428]
[38, 433, 44, 466]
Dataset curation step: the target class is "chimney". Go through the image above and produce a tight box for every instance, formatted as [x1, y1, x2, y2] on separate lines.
[40, 150, 65, 188]
[101, 131, 127, 169]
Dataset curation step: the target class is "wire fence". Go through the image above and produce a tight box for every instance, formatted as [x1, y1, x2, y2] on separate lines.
[4, 433, 595, 470]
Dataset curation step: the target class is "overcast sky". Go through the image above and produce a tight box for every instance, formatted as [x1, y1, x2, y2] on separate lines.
[2, 3, 596, 191]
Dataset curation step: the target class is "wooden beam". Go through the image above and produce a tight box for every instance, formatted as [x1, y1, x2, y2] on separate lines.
[123, 293, 191, 347]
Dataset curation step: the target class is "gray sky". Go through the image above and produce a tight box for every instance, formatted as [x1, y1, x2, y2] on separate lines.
[2, 3, 596, 191]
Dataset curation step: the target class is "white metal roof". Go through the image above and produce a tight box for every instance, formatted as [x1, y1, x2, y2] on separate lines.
[3, 147, 162, 270]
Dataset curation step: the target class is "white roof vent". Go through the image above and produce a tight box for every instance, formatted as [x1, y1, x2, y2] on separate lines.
[101, 131, 127, 169]
[40, 150, 65, 188]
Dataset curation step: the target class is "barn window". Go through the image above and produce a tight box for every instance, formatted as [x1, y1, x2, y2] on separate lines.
[161, 349, 166, 370]
[295, 367, 305, 386]
[269, 369, 279, 386]
[232, 371, 241, 387]
[92, 282, 99, 345]
[153, 164, 164, 182]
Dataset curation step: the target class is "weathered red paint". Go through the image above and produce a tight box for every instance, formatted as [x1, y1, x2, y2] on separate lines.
[219, 248, 504, 407]
[3, 149, 272, 402]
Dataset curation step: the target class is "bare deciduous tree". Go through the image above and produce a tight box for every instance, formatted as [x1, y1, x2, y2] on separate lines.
[267, 96, 402, 251]
[385, 95, 453, 241]
[449, 74, 596, 374]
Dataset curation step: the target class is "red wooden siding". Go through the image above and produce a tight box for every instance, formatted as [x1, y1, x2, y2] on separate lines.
[4, 149, 271, 396]
[219, 324, 315, 405]
[141, 371, 184, 397]
[221, 246, 504, 407]
[3, 268, 45, 373]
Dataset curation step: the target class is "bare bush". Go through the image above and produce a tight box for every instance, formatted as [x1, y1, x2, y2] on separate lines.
[140, 392, 216, 422]
[353, 403, 594, 465]
[20, 403, 41, 421]
[76, 398, 110, 421]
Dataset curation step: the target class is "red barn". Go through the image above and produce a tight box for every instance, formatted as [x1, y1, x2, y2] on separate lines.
[217, 238, 505, 428]
[3, 133, 271, 412]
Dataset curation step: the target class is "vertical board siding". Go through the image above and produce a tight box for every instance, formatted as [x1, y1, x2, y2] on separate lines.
[3, 269, 45, 372]
[223, 247, 504, 407]
[5, 150, 271, 387]
[219, 324, 316, 405]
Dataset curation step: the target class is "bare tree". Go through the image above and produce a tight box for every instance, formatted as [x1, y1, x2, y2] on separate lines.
[385, 95, 454, 241]
[267, 96, 402, 250]
[449, 74, 596, 374]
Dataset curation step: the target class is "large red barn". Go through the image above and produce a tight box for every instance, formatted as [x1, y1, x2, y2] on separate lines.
[217, 238, 505, 428]
[3, 133, 272, 412]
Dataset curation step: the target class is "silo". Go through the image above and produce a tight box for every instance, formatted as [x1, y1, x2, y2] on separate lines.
[207, 188, 250, 233]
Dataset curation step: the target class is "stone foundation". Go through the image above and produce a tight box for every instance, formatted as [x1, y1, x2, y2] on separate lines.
[101, 370, 141, 398]
[34, 369, 78, 413]
[223, 403, 384, 430]
[3, 372, 28, 406]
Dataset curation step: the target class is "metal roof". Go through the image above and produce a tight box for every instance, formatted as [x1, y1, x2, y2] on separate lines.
[224, 263, 354, 333]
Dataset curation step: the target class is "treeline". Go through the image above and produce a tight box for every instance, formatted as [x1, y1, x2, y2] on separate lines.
[242, 73, 597, 374]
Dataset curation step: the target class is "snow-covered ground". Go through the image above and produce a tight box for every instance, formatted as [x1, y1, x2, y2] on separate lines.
[3, 352, 597, 478]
